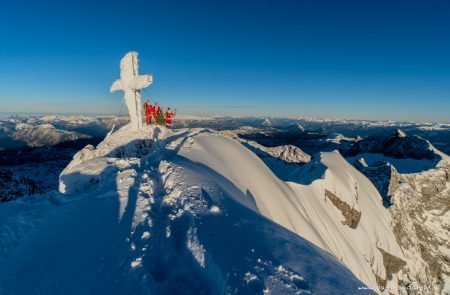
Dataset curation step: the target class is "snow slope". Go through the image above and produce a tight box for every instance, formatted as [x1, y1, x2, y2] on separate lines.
[181, 132, 405, 292]
[285, 153, 405, 291]
[0, 124, 370, 295]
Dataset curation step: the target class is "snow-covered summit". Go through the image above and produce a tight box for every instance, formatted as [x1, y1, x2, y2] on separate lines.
[0, 123, 370, 294]
[57, 124, 411, 292]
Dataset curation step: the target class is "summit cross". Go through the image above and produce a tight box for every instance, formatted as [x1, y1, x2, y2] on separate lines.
[110, 51, 153, 130]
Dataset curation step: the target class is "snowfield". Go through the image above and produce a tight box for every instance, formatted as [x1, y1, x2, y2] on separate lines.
[0, 124, 371, 295]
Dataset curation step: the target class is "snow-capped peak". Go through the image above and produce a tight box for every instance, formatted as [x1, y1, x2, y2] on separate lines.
[395, 128, 406, 138]
[262, 118, 272, 126]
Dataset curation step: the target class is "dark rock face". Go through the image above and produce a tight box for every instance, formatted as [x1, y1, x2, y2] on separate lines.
[374, 248, 407, 290]
[378, 247, 407, 281]
[347, 129, 437, 160]
[324, 189, 361, 229]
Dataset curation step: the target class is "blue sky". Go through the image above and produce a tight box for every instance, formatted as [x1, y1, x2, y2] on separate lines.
[0, 0, 449, 122]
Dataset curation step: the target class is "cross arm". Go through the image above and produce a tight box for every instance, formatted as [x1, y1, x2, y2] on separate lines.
[128, 74, 153, 91]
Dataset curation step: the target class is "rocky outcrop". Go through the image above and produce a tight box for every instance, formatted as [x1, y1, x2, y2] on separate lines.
[324, 189, 361, 229]
[373, 254, 408, 293]
[354, 153, 450, 293]
[354, 159, 399, 208]
[378, 247, 407, 281]
[389, 164, 449, 293]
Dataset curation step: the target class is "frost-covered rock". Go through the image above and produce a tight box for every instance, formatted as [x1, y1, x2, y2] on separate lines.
[59, 124, 165, 194]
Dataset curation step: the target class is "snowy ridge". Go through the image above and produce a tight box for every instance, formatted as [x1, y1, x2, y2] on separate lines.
[98, 125, 404, 291]
[184, 130, 418, 292]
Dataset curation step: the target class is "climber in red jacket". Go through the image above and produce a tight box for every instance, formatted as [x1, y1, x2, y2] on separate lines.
[143, 100, 153, 125]
[165, 107, 175, 128]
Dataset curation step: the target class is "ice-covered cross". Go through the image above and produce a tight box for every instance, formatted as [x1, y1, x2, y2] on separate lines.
[110, 51, 153, 130]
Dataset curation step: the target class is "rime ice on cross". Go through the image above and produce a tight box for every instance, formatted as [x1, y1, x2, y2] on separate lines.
[110, 51, 153, 130]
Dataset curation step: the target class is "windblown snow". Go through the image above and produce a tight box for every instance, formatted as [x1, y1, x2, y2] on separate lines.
[0, 124, 370, 295]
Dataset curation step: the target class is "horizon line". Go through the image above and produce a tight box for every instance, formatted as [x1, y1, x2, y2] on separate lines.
[0, 111, 449, 125]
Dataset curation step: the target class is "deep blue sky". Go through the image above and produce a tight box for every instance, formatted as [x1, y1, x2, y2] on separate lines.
[0, 0, 449, 122]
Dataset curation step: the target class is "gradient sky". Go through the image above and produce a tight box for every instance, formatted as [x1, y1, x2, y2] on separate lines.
[0, 0, 449, 122]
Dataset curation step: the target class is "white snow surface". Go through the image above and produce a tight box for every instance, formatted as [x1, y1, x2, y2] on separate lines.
[183, 131, 404, 290]
[0, 124, 371, 295]
[286, 153, 404, 289]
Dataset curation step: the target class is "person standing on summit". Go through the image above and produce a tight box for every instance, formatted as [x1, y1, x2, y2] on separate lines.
[165, 107, 175, 128]
[153, 102, 162, 118]
[143, 99, 153, 125]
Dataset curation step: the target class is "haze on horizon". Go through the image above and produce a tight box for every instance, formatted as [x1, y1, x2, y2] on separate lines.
[0, 0, 449, 123]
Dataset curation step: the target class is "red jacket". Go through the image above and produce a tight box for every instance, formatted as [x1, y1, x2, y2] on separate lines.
[144, 103, 153, 116]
